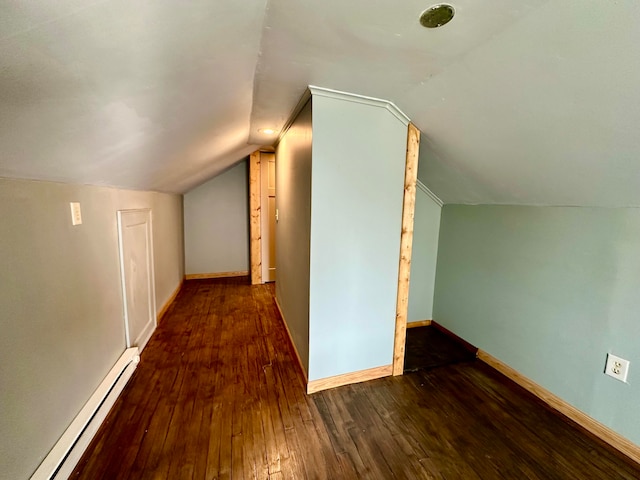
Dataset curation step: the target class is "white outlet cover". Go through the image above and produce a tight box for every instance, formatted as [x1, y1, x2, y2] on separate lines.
[70, 202, 82, 226]
[605, 353, 630, 383]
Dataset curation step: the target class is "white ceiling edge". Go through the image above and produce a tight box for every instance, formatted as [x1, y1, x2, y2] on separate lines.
[274, 88, 312, 148]
[308, 86, 410, 126]
[435, 202, 640, 209]
[275, 85, 411, 151]
[417, 179, 443, 207]
[176, 143, 260, 194]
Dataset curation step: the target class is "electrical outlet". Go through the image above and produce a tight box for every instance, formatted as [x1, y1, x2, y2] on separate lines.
[604, 353, 630, 383]
[70, 202, 82, 226]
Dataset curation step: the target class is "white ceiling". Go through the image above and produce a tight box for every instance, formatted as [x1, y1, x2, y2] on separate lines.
[2, 0, 640, 205]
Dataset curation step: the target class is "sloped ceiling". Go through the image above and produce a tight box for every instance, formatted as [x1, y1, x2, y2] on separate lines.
[0, 0, 266, 193]
[2, 1, 640, 205]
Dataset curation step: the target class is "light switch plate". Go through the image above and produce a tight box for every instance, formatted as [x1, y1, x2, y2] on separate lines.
[70, 202, 82, 226]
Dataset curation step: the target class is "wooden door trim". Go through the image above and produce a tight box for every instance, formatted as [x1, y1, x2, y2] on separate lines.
[249, 151, 262, 285]
[392, 123, 420, 376]
[260, 152, 276, 282]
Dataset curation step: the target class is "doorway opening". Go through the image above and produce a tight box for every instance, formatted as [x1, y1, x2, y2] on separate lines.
[249, 150, 277, 285]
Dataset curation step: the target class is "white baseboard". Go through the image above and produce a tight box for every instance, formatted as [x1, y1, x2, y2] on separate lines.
[30, 347, 140, 480]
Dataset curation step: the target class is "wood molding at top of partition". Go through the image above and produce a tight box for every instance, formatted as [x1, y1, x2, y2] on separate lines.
[249, 151, 262, 285]
[392, 122, 420, 376]
[307, 365, 393, 395]
[478, 349, 640, 466]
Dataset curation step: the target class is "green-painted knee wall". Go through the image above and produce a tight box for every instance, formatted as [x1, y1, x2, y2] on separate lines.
[432, 205, 640, 445]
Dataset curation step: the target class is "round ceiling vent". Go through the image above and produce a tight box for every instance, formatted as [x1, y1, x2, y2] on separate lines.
[419, 4, 455, 28]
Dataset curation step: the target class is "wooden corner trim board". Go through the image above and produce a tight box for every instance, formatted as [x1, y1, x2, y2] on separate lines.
[157, 279, 183, 323]
[249, 151, 263, 285]
[478, 349, 640, 465]
[307, 365, 393, 395]
[407, 320, 432, 328]
[184, 271, 249, 280]
[273, 297, 308, 386]
[393, 122, 420, 376]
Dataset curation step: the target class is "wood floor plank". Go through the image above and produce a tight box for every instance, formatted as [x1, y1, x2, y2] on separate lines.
[72, 277, 640, 480]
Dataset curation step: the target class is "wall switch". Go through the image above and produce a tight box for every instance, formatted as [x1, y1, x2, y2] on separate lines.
[604, 353, 630, 383]
[70, 202, 82, 226]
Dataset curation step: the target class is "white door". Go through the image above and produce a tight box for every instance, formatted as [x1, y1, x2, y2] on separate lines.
[117, 209, 157, 351]
[261, 152, 277, 282]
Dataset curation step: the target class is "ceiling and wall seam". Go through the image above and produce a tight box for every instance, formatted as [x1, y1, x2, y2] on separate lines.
[246, 0, 273, 147]
[3, 1, 640, 206]
[417, 179, 443, 207]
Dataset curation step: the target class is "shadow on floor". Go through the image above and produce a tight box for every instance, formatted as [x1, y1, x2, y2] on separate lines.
[404, 325, 477, 373]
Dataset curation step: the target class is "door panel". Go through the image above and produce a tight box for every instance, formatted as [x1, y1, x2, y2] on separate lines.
[117, 209, 156, 351]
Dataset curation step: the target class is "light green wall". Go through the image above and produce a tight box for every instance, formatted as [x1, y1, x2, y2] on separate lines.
[0, 178, 184, 479]
[309, 94, 407, 381]
[275, 99, 312, 374]
[433, 205, 640, 445]
[408, 184, 442, 322]
[184, 160, 249, 275]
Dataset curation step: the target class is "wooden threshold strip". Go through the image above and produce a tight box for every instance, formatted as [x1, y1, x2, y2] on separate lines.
[478, 349, 640, 465]
[307, 365, 393, 395]
[184, 271, 249, 280]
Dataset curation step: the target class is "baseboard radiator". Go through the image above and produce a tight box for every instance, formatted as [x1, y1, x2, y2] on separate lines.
[31, 347, 140, 480]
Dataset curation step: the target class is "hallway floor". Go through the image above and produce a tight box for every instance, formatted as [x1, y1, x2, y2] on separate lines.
[72, 277, 640, 479]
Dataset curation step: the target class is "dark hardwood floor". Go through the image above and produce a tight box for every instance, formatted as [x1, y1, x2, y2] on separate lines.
[72, 277, 640, 479]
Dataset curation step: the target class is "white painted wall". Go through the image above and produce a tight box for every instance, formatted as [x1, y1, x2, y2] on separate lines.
[308, 93, 407, 381]
[275, 100, 313, 374]
[407, 183, 442, 322]
[183, 161, 249, 275]
[0, 178, 183, 480]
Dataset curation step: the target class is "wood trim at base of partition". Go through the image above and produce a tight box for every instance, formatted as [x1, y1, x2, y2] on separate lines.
[478, 349, 640, 465]
[184, 271, 249, 280]
[307, 365, 393, 395]
[407, 320, 432, 328]
[274, 297, 308, 386]
[157, 280, 183, 323]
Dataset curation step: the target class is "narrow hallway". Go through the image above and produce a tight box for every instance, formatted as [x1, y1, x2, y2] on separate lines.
[72, 278, 640, 479]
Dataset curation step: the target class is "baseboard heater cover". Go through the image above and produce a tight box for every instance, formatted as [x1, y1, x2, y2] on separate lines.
[30, 347, 140, 480]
